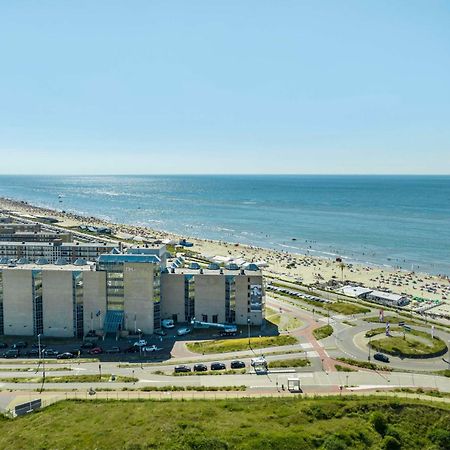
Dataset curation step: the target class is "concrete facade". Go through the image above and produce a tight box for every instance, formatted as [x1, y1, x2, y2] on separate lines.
[193, 275, 226, 324]
[42, 270, 74, 337]
[2, 270, 34, 335]
[123, 262, 156, 335]
[83, 270, 107, 334]
[160, 273, 185, 323]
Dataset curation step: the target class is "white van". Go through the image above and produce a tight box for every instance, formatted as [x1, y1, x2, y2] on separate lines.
[161, 319, 175, 329]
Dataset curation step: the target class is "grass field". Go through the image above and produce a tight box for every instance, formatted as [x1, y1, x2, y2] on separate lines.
[313, 324, 333, 340]
[1, 397, 449, 449]
[327, 302, 371, 315]
[186, 335, 298, 354]
[0, 374, 137, 383]
[268, 357, 310, 368]
[370, 329, 447, 357]
[364, 315, 421, 326]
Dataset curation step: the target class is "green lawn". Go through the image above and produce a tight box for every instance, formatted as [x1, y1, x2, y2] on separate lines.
[0, 374, 137, 383]
[313, 324, 333, 340]
[186, 335, 298, 354]
[328, 302, 371, 315]
[1, 397, 449, 449]
[364, 315, 421, 326]
[370, 334, 447, 357]
[335, 364, 357, 372]
[268, 357, 310, 368]
[365, 326, 403, 338]
[336, 357, 393, 372]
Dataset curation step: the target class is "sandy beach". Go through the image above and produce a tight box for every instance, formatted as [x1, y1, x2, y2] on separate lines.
[1, 196, 449, 306]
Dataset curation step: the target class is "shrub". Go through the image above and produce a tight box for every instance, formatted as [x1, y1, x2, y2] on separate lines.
[382, 436, 401, 450]
[428, 428, 450, 449]
[371, 411, 388, 436]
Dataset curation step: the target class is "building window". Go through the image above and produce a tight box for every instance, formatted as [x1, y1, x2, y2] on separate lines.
[212, 315, 218, 324]
[202, 314, 208, 322]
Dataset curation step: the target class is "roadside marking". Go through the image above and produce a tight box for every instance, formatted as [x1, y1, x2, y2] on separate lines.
[300, 343, 313, 349]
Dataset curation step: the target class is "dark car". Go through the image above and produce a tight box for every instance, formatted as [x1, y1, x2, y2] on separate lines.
[154, 329, 167, 336]
[70, 348, 83, 356]
[89, 347, 103, 355]
[26, 349, 40, 357]
[57, 352, 75, 360]
[32, 343, 47, 349]
[210, 362, 226, 371]
[0, 342, 8, 349]
[230, 360, 246, 369]
[81, 341, 95, 349]
[12, 341, 28, 349]
[43, 349, 59, 357]
[174, 365, 191, 373]
[193, 363, 208, 372]
[106, 346, 121, 354]
[85, 330, 97, 338]
[124, 346, 139, 353]
[374, 353, 390, 363]
[3, 349, 19, 358]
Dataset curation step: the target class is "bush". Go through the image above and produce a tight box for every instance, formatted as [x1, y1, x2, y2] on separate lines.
[428, 428, 450, 449]
[382, 436, 401, 450]
[313, 325, 333, 340]
[322, 434, 347, 450]
[371, 411, 388, 436]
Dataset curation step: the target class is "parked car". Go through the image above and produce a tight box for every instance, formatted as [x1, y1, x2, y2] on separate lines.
[154, 329, 167, 336]
[176, 327, 191, 336]
[161, 319, 175, 329]
[193, 363, 208, 372]
[374, 353, 390, 363]
[57, 352, 75, 360]
[3, 349, 19, 358]
[0, 342, 8, 349]
[81, 341, 95, 349]
[43, 349, 59, 357]
[174, 365, 191, 373]
[230, 360, 246, 369]
[210, 362, 226, 371]
[26, 349, 40, 357]
[124, 346, 139, 353]
[133, 339, 147, 347]
[89, 347, 103, 355]
[12, 341, 27, 349]
[106, 346, 121, 354]
[70, 349, 83, 356]
[143, 345, 162, 353]
[32, 343, 46, 349]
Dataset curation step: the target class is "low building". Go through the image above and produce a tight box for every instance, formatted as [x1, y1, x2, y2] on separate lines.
[364, 290, 410, 307]
[0, 251, 265, 338]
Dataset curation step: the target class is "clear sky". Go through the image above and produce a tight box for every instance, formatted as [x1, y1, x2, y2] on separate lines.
[0, 1, 449, 175]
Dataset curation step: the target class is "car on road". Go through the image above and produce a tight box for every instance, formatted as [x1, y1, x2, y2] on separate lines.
[210, 362, 226, 371]
[3, 349, 19, 358]
[57, 352, 75, 360]
[26, 349, 40, 357]
[176, 327, 191, 336]
[12, 341, 28, 349]
[43, 349, 59, 357]
[161, 319, 175, 329]
[143, 345, 162, 353]
[230, 360, 246, 369]
[373, 353, 390, 363]
[89, 347, 103, 355]
[193, 363, 208, 372]
[174, 365, 191, 373]
[81, 341, 96, 349]
[133, 339, 147, 347]
[106, 346, 121, 354]
[154, 329, 167, 336]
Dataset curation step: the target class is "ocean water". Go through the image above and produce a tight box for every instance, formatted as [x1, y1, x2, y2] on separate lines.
[0, 175, 449, 276]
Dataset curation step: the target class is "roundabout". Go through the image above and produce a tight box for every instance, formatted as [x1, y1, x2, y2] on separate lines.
[368, 328, 448, 359]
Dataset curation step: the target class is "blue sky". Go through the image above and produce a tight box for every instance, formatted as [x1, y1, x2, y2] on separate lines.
[0, 1, 449, 174]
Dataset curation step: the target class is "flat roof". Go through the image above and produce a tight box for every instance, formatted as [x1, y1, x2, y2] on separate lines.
[169, 268, 262, 276]
[368, 290, 406, 301]
[0, 241, 116, 247]
[0, 263, 94, 271]
[98, 254, 161, 264]
[341, 286, 373, 297]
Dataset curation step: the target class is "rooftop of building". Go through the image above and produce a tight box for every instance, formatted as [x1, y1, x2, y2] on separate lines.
[167, 267, 262, 276]
[0, 241, 117, 247]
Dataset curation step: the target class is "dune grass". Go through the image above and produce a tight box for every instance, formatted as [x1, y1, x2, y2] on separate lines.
[327, 302, 370, 315]
[186, 335, 298, 354]
[1, 397, 449, 449]
[268, 357, 310, 368]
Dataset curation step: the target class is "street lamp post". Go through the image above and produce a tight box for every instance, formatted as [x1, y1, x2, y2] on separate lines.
[99, 363, 102, 380]
[368, 337, 371, 361]
[38, 333, 42, 360]
[138, 328, 143, 362]
[247, 317, 251, 348]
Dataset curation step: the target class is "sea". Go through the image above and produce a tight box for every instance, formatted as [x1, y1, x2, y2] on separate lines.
[0, 175, 449, 276]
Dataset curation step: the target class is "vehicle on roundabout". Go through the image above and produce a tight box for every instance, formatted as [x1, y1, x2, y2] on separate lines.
[373, 353, 390, 363]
